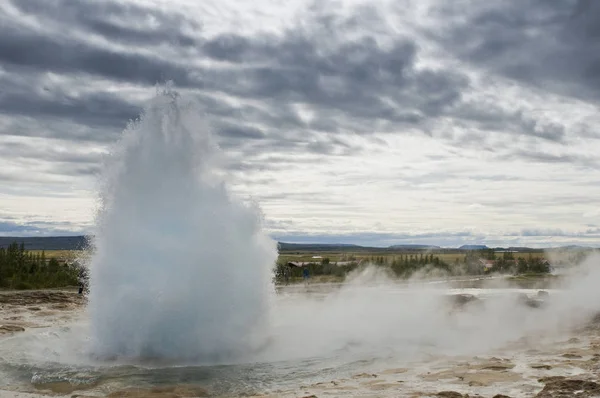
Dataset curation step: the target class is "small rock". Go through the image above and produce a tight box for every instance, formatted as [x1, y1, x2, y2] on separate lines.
[352, 373, 377, 379]
[561, 353, 582, 359]
[448, 294, 480, 308]
[479, 363, 515, 371]
[535, 378, 600, 397]
[107, 385, 209, 397]
[538, 376, 565, 383]
[0, 324, 25, 334]
[34, 381, 97, 395]
[531, 364, 552, 370]
[493, 395, 512, 398]
[437, 392, 463, 398]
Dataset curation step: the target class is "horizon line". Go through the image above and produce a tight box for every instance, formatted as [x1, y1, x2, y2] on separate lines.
[0, 235, 596, 250]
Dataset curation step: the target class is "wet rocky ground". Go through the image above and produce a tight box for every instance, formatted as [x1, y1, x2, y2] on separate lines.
[0, 290, 85, 336]
[1, 289, 600, 398]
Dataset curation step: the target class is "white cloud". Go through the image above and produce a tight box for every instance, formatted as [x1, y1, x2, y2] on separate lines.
[0, 0, 598, 247]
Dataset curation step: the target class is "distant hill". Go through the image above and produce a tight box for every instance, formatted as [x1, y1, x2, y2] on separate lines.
[506, 246, 542, 252]
[0, 236, 90, 250]
[0, 236, 593, 252]
[279, 242, 443, 252]
[278, 242, 362, 251]
[388, 244, 441, 250]
[459, 245, 489, 250]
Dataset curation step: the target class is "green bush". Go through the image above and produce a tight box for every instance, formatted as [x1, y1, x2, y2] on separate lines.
[0, 242, 83, 290]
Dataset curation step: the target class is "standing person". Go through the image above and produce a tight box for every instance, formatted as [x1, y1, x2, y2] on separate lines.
[302, 267, 310, 286]
[284, 266, 290, 285]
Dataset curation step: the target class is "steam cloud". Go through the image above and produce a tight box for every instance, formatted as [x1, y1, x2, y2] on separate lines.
[85, 86, 600, 366]
[88, 86, 277, 361]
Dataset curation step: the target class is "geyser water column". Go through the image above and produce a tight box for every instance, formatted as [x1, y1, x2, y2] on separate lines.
[88, 87, 278, 361]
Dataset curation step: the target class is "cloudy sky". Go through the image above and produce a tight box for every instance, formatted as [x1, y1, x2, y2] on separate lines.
[1, 0, 599, 247]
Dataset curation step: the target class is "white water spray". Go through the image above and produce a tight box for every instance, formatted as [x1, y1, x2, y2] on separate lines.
[88, 87, 277, 361]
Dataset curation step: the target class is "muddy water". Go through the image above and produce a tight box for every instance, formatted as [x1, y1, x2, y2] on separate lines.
[0, 280, 599, 398]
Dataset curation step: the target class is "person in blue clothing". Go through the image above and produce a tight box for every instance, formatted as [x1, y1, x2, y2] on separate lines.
[302, 267, 310, 281]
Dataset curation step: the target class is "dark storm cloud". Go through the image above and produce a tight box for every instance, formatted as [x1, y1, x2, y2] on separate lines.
[0, 0, 471, 142]
[519, 228, 600, 238]
[3, 116, 124, 143]
[9, 0, 200, 47]
[51, 163, 102, 177]
[201, 32, 468, 123]
[507, 150, 600, 169]
[0, 73, 141, 129]
[0, 220, 40, 234]
[0, 26, 196, 87]
[0, 0, 204, 88]
[0, 0, 594, 179]
[0, 219, 83, 236]
[453, 105, 567, 143]
[218, 124, 267, 140]
[433, 0, 600, 102]
[0, 142, 103, 165]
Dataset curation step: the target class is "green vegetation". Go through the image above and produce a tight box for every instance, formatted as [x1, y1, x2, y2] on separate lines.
[389, 253, 450, 277]
[0, 242, 86, 290]
[274, 253, 452, 284]
[274, 248, 558, 285]
[29, 250, 80, 259]
[2, 240, 590, 289]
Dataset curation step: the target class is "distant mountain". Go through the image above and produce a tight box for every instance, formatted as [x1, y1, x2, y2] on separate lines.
[506, 246, 539, 252]
[0, 236, 90, 250]
[388, 244, 441, 250]
[459, 245, 489, 250]
[0, 236, 593, 252]
[278, 242, 362, 251]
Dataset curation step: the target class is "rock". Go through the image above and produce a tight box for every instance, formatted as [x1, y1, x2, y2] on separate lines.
[0, 324, 25, 334]
[437, 392, 464, 398]
[478, 363, 514, 371]
[107, 385, 209, 397]
[567, 337, 580, 344]
[448, 294, 480, 308]
[561, 353, 582, 359]
[537, 290, 549, 298]
[493, 395, 512, 398]
[352, 373, 377, 379]
[516, 293, 544, 309]
[381, 367, 408, 374]
[531, 364, 553, 370]
[34, 380, 98, 394]
[535, 378, 600, 397]
[0, 291, 83, 306]
[468, 381, 485, 387]
[538, 376, 565, 384]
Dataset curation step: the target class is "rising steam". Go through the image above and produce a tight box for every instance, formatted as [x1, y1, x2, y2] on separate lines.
[85, 86, 600, 367]
[88, 86, 277, 361]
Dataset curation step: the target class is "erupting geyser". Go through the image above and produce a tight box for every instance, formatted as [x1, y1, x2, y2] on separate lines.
[88, 86, 277, 361]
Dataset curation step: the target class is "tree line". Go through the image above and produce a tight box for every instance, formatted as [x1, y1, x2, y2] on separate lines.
[274, 250, 552, 284]
[0, 242, 85, 290]
[274, 253, 451, 283]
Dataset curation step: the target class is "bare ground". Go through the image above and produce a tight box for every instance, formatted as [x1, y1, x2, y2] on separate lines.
[1, 290, 600, 398]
